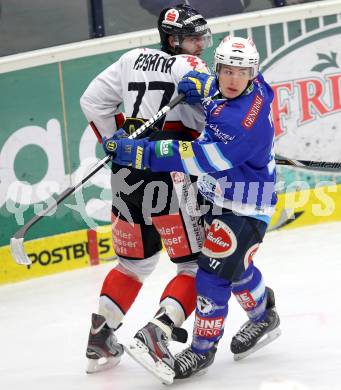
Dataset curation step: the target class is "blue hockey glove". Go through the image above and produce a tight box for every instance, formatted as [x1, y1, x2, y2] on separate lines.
[105, 136, 150, 170]
[178, 70, 217, 104]
[102, 128, 129, 156]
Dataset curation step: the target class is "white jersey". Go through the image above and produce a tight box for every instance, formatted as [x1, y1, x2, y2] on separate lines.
[80, 47, 209, 139]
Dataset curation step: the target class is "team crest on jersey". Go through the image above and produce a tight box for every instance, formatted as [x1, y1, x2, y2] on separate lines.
[197, 295, 225, 316]
[242, 94, 264, 129]
[202, 220, 237, 258]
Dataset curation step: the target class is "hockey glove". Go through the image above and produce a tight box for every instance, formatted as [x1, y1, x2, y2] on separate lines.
[178, 70, 217, 104]
[104, 134, 151, 170]
[102, 128, 129, 155]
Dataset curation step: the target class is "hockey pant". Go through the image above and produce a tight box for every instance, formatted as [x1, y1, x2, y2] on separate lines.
[191, 209, 270, 353]
[99, 164, 204, 328]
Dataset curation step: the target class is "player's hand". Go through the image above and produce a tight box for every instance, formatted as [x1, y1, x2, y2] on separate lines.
[104, 135, 150, 170]
[178, 70, 217, 104]
[102, 128, 129, 156]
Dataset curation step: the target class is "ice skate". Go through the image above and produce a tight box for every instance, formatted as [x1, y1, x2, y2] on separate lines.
[173, 345, 217, 380]
[124, 311, 187, 385]
[230, 287, 281, 361]
[86, 313, 124, 373]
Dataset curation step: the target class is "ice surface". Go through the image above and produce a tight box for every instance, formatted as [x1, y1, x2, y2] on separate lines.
[1, 222, 341, 390]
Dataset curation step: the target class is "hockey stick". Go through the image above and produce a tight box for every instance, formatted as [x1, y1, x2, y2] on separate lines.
[10, 93, 185, 265]
[275, 155, 341, 172]
[10, 92, 340, 265]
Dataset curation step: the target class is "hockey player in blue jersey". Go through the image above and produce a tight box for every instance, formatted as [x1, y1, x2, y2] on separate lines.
[104, 35, 281, 383]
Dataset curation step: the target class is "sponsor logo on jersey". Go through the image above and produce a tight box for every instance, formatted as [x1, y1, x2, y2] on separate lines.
[194, 314, 224, 338]
[208, 123, 236, 144]
[243, 243, 260, 270]
[105, 140, 117, 152]
[242, 94, 264, 129]
[155, 140, 174, 157]
[208, 257, 221, 270]
[183, 55, 200, 70]
[152, 214, 191, 257]
[234, 290, 257, 310]
[202, 219, 237, 258]
[135, 146, 144, 169]
[112, 217, 144, 258]
[179, 141, 194, 159]
[212, 101, 228, 117]
[170, 171, 185, 184]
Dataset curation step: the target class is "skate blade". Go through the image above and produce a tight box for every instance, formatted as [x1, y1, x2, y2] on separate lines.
[86, 356, 121, 374]
[177, 367, 208, 380]
[233, 327, 282, 361]
[124, 339, 175, 385]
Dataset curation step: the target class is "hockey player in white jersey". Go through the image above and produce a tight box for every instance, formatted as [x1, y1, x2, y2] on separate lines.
[80, 4, 212, 374]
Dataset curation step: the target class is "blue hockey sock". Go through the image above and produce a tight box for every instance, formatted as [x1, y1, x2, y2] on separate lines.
[231, 262, 267, 322]
[191, 268, 232, 353]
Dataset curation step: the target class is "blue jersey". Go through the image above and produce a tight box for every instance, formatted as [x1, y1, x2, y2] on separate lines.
[147, 73, 277, 222]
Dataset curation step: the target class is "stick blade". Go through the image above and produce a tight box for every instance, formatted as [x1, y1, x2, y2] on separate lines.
[10, 237, 32, 265]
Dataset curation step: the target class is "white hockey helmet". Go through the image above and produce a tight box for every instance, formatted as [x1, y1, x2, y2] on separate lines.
[214, 36, 260, 78]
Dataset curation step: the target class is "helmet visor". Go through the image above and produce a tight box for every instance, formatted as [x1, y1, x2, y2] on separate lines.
[175, 28, 213, 56]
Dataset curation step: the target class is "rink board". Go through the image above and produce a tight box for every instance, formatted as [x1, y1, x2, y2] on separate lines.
[1, 183, 340, 285]
[1, 2, 341, 250]
[1, 2, 341, 285]
[269, 183, 341, 231]
[0, 227, 116, 285]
